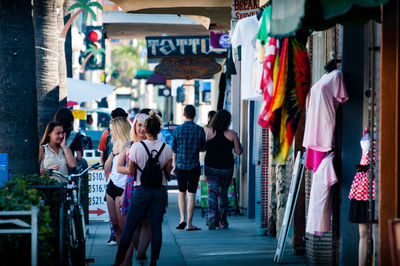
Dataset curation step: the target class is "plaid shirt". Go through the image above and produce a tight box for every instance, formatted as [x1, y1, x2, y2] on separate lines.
[172, 121, 206, 170]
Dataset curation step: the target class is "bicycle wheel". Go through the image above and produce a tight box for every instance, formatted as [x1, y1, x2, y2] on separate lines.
[69, 205, 86, 266]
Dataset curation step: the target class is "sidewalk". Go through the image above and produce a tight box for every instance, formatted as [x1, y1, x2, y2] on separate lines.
[86, 191, 305, 266]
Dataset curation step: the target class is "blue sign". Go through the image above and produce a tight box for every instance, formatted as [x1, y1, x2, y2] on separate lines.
[219, 34, 231, 49]
[146, 36, 226, 60]
[0, 153, 8, 187]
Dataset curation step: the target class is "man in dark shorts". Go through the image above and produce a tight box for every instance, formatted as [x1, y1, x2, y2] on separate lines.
[172, 105, 206, 231]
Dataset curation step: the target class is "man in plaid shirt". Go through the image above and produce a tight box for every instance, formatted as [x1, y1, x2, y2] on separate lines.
[172, 105, 206, 231]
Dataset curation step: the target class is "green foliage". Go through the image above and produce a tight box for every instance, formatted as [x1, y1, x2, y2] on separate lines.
[68, 0, 103, 23]
[111, 41, 149, 87]
[0, 174, 59, 265]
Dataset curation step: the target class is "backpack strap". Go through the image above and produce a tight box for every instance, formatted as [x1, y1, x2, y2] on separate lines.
[136, 142, 166, 173]
[136, 141, 152, 173]
[154, 143, 166, 160]
[140, 141, 152, 157]
[66, 131, 77, 148]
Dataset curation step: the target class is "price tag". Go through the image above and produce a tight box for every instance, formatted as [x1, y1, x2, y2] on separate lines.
[88, 169, 108, 221]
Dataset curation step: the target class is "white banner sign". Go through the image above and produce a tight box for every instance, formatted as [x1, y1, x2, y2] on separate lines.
[232, 0, 259, 20]
[88, 169, 108, 221]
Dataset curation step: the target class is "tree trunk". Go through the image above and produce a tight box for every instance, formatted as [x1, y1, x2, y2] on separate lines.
[58, 6, 67, 107]
[0, 0, 39, 174]
[64, 0, 73, 78]
[33, 0, 60, 138]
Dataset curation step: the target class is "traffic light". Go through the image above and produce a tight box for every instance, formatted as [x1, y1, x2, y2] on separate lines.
[85, 26, 105, 70]
[176, 86, 186, 102]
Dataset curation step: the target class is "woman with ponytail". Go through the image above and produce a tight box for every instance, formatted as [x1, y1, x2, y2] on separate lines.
[115, 111, 172, 266]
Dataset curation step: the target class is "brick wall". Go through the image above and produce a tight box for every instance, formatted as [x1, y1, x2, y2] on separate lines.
[261, 127, 269, 228]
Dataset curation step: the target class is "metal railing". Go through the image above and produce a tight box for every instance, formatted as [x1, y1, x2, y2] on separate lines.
[0, 206, 39, 266]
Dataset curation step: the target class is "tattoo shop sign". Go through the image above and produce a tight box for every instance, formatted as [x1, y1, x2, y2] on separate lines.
[146, 36, 226, 79]
[146, 36, 226, 61]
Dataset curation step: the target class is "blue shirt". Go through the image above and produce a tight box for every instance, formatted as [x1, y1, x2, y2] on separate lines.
[172, 121, 206, 170]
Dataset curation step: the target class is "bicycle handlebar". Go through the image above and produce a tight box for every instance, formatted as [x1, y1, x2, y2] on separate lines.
[47, 162, 103, 180]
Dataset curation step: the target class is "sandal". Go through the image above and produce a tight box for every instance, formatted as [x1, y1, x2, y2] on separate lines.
[186, 226, 202, 231]
[176, 221, 187, 230]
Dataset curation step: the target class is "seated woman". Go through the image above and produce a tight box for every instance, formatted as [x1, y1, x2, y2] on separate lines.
[39, 121, 76, 181]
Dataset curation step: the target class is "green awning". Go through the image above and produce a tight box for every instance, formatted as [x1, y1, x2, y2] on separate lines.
[269, 0, 306, 38]
[269, 0, 389, 38]
[134, 69, 154, 79]
[320, 0, 389, 19]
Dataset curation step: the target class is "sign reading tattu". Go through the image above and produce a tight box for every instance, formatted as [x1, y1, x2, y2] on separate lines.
[146, 36, 226, 63]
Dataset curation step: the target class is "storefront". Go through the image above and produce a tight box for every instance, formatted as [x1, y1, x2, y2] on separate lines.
[228, 0, 396, 265]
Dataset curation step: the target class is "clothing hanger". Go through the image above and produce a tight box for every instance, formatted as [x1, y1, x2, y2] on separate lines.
[256, 8, 264, 20]
[324, 52, 341, 73]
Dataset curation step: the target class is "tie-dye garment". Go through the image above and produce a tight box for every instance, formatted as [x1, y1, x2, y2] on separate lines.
[266, 37, 311, 163]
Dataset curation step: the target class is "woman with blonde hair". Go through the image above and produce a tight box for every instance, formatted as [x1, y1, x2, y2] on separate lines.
[117, 113, 152, 265]
[104, 117, 131, 244]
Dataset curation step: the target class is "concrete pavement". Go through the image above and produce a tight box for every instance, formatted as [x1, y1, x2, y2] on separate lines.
[86, 190, 305, 266]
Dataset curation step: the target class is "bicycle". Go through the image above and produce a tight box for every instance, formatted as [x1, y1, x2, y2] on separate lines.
[48, 162, 101, 266]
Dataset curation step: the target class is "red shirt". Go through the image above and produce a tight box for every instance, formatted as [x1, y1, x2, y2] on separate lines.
[98, 129, 109, 153]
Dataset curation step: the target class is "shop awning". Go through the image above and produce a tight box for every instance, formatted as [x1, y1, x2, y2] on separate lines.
[320, 0, 389, 20]
[103, 11, 209, 39]
[146, 72, 166, 85]
[134, 69, 154, 79]
[67, 78, 116, 103]
[269, 0, 389, 37]
[109, 0, 231, 30]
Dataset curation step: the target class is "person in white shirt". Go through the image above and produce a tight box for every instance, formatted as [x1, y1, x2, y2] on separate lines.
[104, 117, 131, 245]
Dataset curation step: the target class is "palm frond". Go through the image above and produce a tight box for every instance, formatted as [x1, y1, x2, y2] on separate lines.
[67, 3, 83, 12]
[82, 9, 89, 24]
[88, 1, 103, 10]
[86, 7, 97, 21]
[93, 48, 105, 55]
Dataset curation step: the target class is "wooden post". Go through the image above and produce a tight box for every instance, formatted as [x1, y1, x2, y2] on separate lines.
[293, 109, 306, 254]
[379, 1, 400, 264]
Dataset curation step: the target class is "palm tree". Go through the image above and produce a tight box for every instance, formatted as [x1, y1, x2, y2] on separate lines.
[60, 0, 103, 39]
[0, 0, 39, 174]
[33, 0, 60, 137]
[111, 43, 149, 87]
[80, 44, 105, 72]
[58, 1, 67, 107]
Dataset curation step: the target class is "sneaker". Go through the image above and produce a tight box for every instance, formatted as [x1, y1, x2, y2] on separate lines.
[208, 217, 216, 230]
[107, 236, 117, 245]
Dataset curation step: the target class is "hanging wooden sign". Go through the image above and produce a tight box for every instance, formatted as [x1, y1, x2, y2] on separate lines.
[155, 56, 222, 80]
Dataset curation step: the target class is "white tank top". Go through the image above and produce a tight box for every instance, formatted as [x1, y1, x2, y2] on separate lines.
[108, 154, 127, 189]
[40, 144, 68, 175]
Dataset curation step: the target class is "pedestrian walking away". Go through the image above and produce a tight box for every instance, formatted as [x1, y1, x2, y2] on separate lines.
[204, 109, 243, 230]
[172, 105, 206, 231]
[115, 111, 172, 266]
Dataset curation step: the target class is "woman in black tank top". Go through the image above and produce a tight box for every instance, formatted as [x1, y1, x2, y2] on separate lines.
[204, 110, 243, 230]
